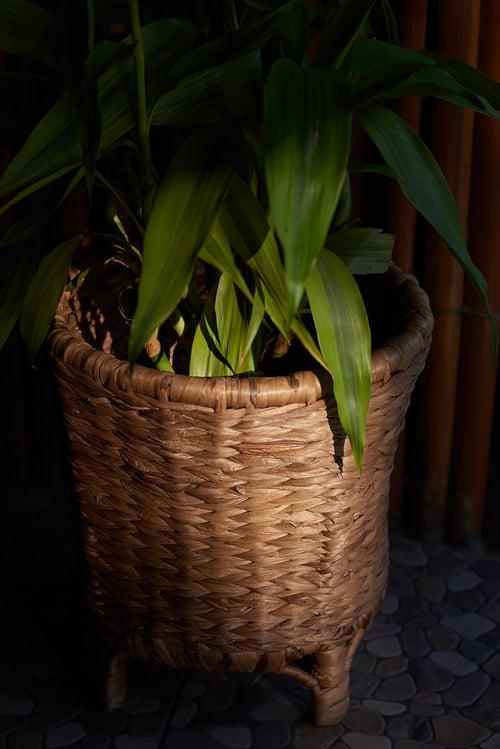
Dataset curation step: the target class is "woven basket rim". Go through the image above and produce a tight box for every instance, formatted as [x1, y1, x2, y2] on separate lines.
[50, 262, 433, 409]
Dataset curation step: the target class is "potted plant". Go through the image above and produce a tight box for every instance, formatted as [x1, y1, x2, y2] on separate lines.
[0, 0, 498, 726]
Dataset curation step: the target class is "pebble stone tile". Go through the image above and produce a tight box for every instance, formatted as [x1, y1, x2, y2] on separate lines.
[1, 482, 500, 748]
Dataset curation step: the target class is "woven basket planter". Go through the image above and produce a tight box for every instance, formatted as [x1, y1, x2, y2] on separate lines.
[49, 263, 432, 725]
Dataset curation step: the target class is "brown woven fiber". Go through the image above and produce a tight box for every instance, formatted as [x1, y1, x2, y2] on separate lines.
[49, 263, 433, 725]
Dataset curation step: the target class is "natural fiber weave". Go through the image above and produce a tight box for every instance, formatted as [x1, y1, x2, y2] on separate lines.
[49, 263, 433, 724]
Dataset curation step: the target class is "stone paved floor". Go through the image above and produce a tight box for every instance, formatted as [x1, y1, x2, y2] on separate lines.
[1, 480, 499, 748]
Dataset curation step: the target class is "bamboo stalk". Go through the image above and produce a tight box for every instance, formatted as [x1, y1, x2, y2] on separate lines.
[413, 0, 481, 535]
[387, 0, 428, 514]
[449, 0, 500, 543]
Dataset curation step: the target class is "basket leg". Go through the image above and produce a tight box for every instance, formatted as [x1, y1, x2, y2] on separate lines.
[311, 643, 351, 726]
[102, 649, 129, 712]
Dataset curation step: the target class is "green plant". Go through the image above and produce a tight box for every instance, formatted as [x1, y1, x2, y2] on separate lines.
[0, 0, 498, 466]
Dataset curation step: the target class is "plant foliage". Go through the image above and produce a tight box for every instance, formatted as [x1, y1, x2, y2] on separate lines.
[0, 0, 499, 467]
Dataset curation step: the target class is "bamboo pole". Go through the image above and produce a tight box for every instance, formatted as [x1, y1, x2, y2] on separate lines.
[385, 0, 428, 272]
[449, 0, 500, 543]
[387, 0, 428, 514]
[413, 0, 481, 535]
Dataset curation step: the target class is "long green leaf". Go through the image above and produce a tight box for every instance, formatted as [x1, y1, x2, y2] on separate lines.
[358, 105, 496, 347]
[241, 279, 266, 369]
[221, 176, 287, 334]
[314, 0, 376, 68]
[264, 59, 352, 323]
[349, 38, 434, 76]
[0, 0, 62, 58]
[0, 244, 38, 350]
[426, 52, 500, 109]
[221, 176, 327, 368]
[348, 39, 499, 117]
[305, 250, 371, 467]
[151, 51, 262, 127]
[199, 221, 252, 301]
[128, 132, 236, 363]
[352, 64, 499, 118]
[325, 227, 394, 274]
[20, 235, 83, 360]
[190, 274, 253, 376]
[0, 20, 198, 199]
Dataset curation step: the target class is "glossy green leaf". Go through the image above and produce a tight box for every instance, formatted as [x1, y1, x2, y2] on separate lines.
[426, 52, 500, 109]
[264, 59, 352, 323]
[358, 105, 497, 348]
[325, 227, 394, 274]
[352, 63, 499, 118]
[0, 244, 38, 351]
[221, 176, 287, 334]
[314, 0, 376, 68]
[19, 235, 83, 359]
[348, 39, 499, 118]
[128, 132, 236, 363]
[0, 0, 63, 58]
[305, 250, 371, 467]
[220, 176, 327, 368]
[199, 221, 252, 301]
[190, 274, 254, 376]
[241, 279, 266, 368]
[349, 38, 434, 76]
[0, 20, 198, 199]
[151, 51, 262, 127]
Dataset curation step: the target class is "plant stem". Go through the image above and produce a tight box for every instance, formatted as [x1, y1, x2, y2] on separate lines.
[87, 0, 95, 49]
[128, 0, 154, 223]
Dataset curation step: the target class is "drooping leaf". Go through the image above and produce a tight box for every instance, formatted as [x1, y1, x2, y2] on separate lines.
[305, 249, 372, 467]
[220, 176, 327, 368]
[325, 227, 394, 274]
[241, 279, 266, 368]
[0, 0, 63, 58]
[426, 52, 500, 110]
[221, 175, 287, 334]
[20, 235, 83, 360]
[348, 38, 499, 118]
[358, 105, 497, 347]
[264, 59, 352, 323]
[0, 20, 199, 199]
[151, 51, 262, 127]
[0, 244, 38, 351]
[199, 221, 252, 301]
[190, 273, 254, 376]
[349, 38, 434, 76]
[314, 0, 376, 68]
[352, 63, 499, 118]
[128, 132, 236, 363]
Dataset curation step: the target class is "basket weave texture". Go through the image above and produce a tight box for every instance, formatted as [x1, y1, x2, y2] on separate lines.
[49, 263, 433, 724]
